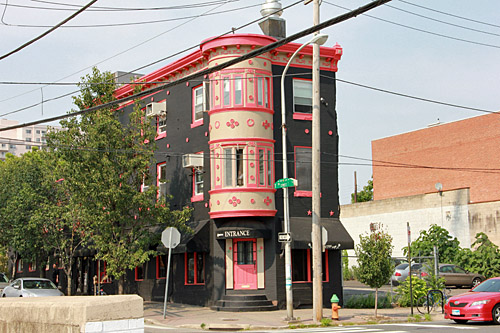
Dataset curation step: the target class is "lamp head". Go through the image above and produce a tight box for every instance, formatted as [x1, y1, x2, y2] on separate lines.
[311, 33, 329, 46]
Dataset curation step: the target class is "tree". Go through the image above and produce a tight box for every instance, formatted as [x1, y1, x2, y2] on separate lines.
[46, 67, 191, 294]
[404, 224, 461, 264]
[455, 232, 500, 279]
[351, 178, 373, 203]
[355, 227, 393, 317]
[0, 150, 55, 279]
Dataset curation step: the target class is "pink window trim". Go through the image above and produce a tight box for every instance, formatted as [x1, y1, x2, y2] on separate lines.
[209, 209, 277, 218]
[156, 162, 166, 199]
[16, 259, 23, 273]
[155, 132, 166, 140]
[135, 266, 144, 281]
[233, 75, 244, 107]
[184, 252, 206, 286]
[156, 256, 166, 280]
[191, 84, 204, 127]
[191, 194, 204, 202]
[294, 190, 312, 197]
[28, 263, 36, 272]
[293, 113, 312, 121]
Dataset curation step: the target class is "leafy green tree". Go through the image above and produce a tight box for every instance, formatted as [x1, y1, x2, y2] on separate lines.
[46, 67, 191, 294]
[355, 229, 393, 317]
[351, 178, 373, 203]
[455, 232, 500, 279]
[404, 225, 460, 264]
[0, 150, 54, 279]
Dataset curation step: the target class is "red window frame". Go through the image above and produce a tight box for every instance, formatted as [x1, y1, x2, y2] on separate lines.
[292, 249, 329, 283]
[292, 78, 313, 121]
[97, 260, 111, 284]
[191, 84, 204, 128]
[294, 146, 312, 197]
[156, 255, 167, 280]
[135, 264, 145, 281]
[28, 262, 36, 272]
[184, 252, 205, 285]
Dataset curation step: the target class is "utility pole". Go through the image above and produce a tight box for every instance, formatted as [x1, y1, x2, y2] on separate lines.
[311, 0, 323, 323]
[354, 171, 358, 203]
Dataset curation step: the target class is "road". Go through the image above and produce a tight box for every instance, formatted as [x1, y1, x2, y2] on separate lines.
[145, 321, 500, 332]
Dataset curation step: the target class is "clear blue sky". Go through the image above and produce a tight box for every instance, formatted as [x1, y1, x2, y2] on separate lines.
[1, 0, 499, 204]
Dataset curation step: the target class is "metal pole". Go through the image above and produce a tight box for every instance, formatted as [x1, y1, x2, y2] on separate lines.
[97, 260, 101, 296]
[311, 0, 323, 323]
[281, 37, 321, 321]
[407, 222, 413, 315]
[163, 231, 173, 319]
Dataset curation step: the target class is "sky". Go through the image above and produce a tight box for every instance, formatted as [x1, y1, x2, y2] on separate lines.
[0, 0, 499, 205]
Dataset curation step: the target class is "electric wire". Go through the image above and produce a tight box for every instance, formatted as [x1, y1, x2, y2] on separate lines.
[0, 0, 394, 130]
[0, 2, 262, 29]
[0, 0, 98, 61]
[397, 0, 500, 29]
[0, 0, 300, 107]
[324, 1, 500, 49]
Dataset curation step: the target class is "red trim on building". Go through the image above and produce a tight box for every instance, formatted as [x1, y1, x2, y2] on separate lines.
[209, 209, 277, 218]
[208, 137, 275, 145]
[209, 188, 276, 194]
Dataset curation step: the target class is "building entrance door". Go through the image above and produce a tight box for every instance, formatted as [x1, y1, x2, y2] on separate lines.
[233, 238, 257, 289]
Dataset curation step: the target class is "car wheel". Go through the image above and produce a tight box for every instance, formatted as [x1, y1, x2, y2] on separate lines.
[493, 304, 500, 325]
[472, 278, 482, 288]
[1, 294, 4, 297]
[453, 319, 468, 324]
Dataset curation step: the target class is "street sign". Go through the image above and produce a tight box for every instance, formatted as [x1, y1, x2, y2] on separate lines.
[274, 178, 298, 189]
[278, 232, 291, 242]
[162, 227, 180, 249]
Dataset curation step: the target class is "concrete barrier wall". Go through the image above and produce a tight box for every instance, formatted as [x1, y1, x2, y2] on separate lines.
[0, 295, 143, 333]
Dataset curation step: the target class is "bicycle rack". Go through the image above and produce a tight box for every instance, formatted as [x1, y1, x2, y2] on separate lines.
[426, 289, 445, 314]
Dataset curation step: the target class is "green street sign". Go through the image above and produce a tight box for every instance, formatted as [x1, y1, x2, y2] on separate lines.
[274, 178, 298, 189]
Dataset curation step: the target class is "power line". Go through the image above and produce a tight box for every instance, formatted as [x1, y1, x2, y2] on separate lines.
[0, 0, 98, 61]
[0, 2, 261, 29]
[0, 0, 393, 131]
[0, 0, 297, 107]
[397, 0, 500, 29]
[324, 1, 500, 49]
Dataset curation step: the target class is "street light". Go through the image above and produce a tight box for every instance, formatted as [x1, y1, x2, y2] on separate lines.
[280, 33, 328, 321]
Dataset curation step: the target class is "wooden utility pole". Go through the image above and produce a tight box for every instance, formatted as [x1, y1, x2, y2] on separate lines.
[354, 171, 358, 203]
[311, 0, 323, 323]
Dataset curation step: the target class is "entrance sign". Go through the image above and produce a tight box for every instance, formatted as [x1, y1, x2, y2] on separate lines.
[162, 227, 181, 249]
[274, 178, 298, 189]
[162, 227, 180, 319]
[278, 232, 291, 242]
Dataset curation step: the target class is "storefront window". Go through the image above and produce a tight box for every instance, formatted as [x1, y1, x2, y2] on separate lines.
[185, 252, 205, 285]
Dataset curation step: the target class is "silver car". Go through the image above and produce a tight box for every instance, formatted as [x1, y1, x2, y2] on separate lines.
[1, 277, 64, 297]
[390, 263, 423, 286]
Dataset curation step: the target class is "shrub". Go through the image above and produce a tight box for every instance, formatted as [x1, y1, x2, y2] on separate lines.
[395, 276, 429, 307]
[344, 293, 393, 309]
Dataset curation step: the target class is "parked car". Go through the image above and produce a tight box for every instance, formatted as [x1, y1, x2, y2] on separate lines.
[0, 273, 9, 293]
[1, 277, 64, 297]
[418, 264, 485, 288]
[444, 276, 500, 324]
[390, 262, 423, 286]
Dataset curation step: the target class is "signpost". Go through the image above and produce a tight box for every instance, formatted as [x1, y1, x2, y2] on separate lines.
[274, 178, 298, 189]
[161, 227, 180, 319]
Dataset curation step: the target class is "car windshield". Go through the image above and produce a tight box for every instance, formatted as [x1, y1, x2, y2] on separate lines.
[23, 280, 57, 289]
[472, 279, 500, 292]
[0, 274, 8, 283]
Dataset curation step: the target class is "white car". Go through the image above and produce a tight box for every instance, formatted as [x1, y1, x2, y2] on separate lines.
[1, 277, 64, 297]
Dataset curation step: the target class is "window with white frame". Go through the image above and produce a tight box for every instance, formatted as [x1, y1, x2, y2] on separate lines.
[157, 117, 167, 134]
[193, 85, 204, 123]
[223, 77, 231, 106]
[157, 163, 167, 198]
[194, 169, 203, 196]
[293, 79, 312, 114]
[141, 171, 150, 192]
[223, 147, 244, 187]
[234, 76, 243, 105]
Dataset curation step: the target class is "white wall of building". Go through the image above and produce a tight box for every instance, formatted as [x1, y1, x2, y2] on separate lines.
[340, 189, 471, 267]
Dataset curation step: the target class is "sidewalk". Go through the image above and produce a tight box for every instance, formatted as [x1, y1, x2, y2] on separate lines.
[144, 301, 444, 331]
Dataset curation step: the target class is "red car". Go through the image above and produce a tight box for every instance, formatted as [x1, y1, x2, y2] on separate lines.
[444, 277, 500, 324]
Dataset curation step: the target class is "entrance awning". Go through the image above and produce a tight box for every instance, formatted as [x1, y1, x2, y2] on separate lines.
[160, 219, 210, 254]
[289, 217, 354, 250]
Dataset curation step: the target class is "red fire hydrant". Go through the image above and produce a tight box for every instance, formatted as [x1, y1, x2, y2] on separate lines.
[331, 294, 341, 320]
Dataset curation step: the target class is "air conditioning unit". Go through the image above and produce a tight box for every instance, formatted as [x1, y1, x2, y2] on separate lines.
[146, 101, 167, 118]
[182, 153, 203, 169]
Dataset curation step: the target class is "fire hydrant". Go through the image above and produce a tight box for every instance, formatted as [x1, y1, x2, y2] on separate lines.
[331, 294, 341, 320]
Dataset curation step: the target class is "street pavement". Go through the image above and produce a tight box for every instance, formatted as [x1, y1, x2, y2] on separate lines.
[143, 280, 458, 331]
